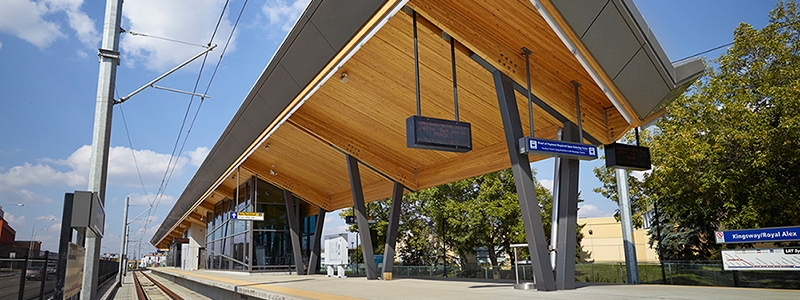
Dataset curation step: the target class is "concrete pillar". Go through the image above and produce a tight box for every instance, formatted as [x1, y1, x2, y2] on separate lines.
[184, 223, 205, 270]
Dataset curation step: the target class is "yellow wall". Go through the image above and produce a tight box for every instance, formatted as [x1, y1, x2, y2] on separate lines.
[580, 217, 658, 263]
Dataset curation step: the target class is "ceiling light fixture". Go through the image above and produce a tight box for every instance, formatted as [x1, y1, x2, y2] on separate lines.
[270, 165, 278, 176]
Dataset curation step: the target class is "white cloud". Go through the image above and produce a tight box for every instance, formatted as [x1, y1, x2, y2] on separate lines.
[121, 0, 235, 71]
[186, 146, 209, 167]
[262, 0, 310, 32]
[18, 189, 55, 204]
[0, 162, 83, 189]
[0, 41, 3, 50]
[0, 0, 63, 48]
[4, 213, 26, 228]
[0, 0, 97, 49]
[0, 145, 205, 190]
[43, 0, 99, 47]
[35, 214, 58, 221]
[578, 204, 614, 218]
[538, 179, 554, 192]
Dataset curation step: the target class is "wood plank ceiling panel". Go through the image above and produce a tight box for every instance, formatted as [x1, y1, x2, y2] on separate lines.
[291, 9, 565, 194]
[409, 0, 629, 144]
[198, 0, 627, 213]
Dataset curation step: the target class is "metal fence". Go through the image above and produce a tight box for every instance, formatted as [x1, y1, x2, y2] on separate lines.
[343, 261, 799, 290]
[0, 245, 118, 300]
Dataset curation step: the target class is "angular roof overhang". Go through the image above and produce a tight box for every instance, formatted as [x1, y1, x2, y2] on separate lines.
[152, 0, 702, 248]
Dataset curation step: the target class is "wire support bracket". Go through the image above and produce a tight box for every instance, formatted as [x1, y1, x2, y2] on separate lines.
[115, 44, 217, 105]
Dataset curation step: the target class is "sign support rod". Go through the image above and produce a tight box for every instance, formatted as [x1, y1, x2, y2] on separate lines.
[413, 10, 421, 116]
[522, 47, 534, 137]
[451, 37, 459, 121]
[571, 81, 584, 142]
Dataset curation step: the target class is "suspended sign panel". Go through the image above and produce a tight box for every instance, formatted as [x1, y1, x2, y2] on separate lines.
[605, 143, 651, 170]
[229, 211, 264, 221]
[722, 248, 800, 271]
[518, 137, 597, 160]
[406, 116, 472, 152]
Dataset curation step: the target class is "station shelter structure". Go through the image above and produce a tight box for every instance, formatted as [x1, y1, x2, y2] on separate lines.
[151, 0, 702, 291]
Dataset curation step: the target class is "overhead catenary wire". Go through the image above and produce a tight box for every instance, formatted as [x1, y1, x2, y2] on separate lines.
[130, 0, 238, 245]
[139, 1, 248, 244]
[118, 104, 153, 202]
[671, 18, 800, 63]
[150, 0, 249, 222]
[126, 31, 209, 49]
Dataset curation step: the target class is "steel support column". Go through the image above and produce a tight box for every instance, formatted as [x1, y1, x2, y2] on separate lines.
[382, 182, 404, 280]
[617, 168, 639, 283]
[284, 191, 305, 275]
[555, 122, 581, 290]
[307, 208, 326, 275]
[83, 0, 122, 297]
[493, 70, 556, 291]
[346, 154, 378, 280]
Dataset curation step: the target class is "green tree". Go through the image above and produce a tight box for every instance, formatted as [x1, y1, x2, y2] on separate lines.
[647, 0, 800, 259]
[340, 168, 587, 268]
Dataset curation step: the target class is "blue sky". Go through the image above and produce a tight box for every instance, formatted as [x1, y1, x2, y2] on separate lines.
[0, 0, 777, 257]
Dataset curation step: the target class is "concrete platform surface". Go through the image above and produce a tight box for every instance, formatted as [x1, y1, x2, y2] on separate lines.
[148, 268, 800, 300]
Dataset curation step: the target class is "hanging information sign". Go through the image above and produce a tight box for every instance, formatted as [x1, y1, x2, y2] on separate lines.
[605, 143, 651, 170]
[406, 116, 472, 152]
[518, 137, 597, 160]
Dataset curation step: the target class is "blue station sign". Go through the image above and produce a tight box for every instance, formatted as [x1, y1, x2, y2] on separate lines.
[518, 137, 597, 160]
[715, 226, 800, 244]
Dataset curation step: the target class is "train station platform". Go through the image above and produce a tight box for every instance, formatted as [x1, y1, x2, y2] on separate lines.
[114, 267, 800, 300]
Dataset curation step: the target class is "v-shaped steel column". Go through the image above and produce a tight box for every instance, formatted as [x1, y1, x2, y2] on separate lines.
[382, 182, 404, 279]
[555, 122, 580, 289]
[346, 154, 378, 279]
[284, 190, 305, 275]
[493, 70, 557, 291]
[307, 207, 326, 275]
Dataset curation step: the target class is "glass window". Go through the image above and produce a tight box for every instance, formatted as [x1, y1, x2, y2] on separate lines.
[252, 231, 292, 266]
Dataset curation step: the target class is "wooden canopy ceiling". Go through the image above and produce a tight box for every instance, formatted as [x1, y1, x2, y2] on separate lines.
[153, 0, 679, 248]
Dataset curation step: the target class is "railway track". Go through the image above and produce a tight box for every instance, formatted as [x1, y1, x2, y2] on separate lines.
[132, 271, 184, 300]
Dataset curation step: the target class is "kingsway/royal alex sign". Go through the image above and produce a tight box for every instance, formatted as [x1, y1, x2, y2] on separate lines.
[715, 226, 800, 244]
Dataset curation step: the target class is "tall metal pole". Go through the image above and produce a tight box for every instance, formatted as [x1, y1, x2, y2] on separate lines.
[83, 0, 122, 298]
[549, 128, 562, 270]
[117, 197, 129, 286]
[616, 168, 639, 284]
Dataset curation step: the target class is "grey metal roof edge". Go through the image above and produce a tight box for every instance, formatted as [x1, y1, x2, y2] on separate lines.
[151, 0, 390, 246]
[150, 0, 327, 247]
[617, 0, 705, 87]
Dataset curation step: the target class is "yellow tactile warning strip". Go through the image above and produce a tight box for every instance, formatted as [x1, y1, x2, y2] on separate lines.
[154, 268, 360, 300]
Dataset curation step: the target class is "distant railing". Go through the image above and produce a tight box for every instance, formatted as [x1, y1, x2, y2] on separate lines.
[342, 261, 800, 289]
[0, 245, 118, 299]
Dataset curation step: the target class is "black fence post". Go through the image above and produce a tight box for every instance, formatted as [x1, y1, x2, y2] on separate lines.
[733, 270, 740, 287]
[39, 251, 50, 299]
[18, 248, 29, 300]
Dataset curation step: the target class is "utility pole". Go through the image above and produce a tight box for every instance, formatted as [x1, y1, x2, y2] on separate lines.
[82, 0, 122, 299]
[116, 197, 129, 286]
